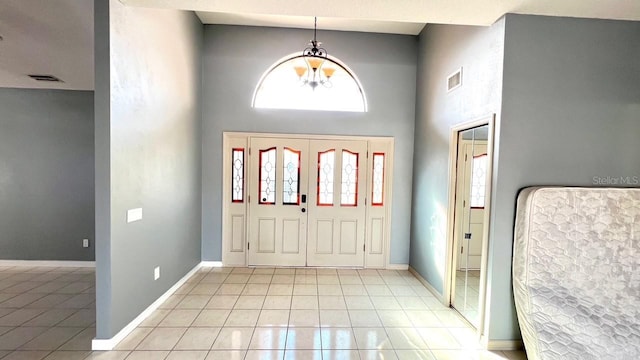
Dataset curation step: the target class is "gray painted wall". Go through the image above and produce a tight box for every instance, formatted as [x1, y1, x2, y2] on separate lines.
[202, 25, 417, 264]
[94, 0, 203, 338]
[410, 22, 505, 294]
[0, 88, 94, 261]
[486, 14, 640, 341]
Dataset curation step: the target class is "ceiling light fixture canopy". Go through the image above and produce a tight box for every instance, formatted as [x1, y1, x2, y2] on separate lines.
[294, 17, 335, 90]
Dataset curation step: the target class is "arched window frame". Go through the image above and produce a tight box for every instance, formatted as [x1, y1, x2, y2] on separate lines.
[252, 52, 368, 112]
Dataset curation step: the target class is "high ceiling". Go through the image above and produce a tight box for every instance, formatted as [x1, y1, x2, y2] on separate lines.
[0, 0, 639, 90]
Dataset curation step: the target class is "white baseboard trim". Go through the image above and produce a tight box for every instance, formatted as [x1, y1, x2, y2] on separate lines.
[91, 262, 202, 351]
[200, 261, 223, 267]
[485, 339, 524, 351]
[408, 266, 445, 301]
[386, 263, 409, 270]
[0, 260, 95, 268]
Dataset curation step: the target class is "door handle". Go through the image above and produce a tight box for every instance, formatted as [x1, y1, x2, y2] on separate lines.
[301, 208, 306, 213]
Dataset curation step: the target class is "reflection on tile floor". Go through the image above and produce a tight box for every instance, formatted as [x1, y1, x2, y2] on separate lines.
[0, 266, 527, 359]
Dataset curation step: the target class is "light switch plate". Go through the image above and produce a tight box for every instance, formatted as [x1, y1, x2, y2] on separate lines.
[154, 266, 160, 280]
[127, 208, 143, 223]
[82, 239, 90, 248]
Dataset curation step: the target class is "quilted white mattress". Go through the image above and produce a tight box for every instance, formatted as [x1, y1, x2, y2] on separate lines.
[513, 187, 640, 360]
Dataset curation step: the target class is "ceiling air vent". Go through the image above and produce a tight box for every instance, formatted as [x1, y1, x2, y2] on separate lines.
[28, 74, 64, 82]
[447, 68, 462, 92]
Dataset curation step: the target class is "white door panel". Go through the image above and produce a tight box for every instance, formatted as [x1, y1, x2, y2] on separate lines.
[248, 138, 308, 266]
[307, 140, 367, 267]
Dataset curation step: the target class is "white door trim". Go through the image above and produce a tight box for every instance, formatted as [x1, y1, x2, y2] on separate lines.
[221, 132, 394, 269]
[443, 115, 495, 339]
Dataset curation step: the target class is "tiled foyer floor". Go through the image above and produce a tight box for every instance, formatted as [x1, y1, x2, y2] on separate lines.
[0, 266, 527, 360]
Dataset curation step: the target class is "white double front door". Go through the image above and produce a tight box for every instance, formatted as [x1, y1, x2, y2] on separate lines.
[248, 137, 367, 267]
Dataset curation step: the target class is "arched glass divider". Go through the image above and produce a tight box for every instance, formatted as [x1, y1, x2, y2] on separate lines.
[252, 53, 367, 112]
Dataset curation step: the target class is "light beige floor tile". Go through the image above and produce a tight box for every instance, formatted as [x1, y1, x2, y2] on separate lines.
[377, 310, 413, 327]
[0, 327, 13, 337]
[115, 328, 153, 350]
[293, 275, 317, 285]
[283, 350, 322, 360]
[189, 284, 220, 295]
[322, 349, 360, 360]
[389, 286, 417, 297]
[158, 310, 200, 327]
[252, 268, 275, 275]
[386, 328, 428, 350]
[274, 269, 295, 275]
[0, 309, 47, 326]
[320, 328, 357, 350]
[267, 285, 293, 296]
[319, 310, 351, 328]
[263, 296, 291, 310]
[175, 283, 198, 295]
[317, 285, 343, 296]
[205, 296, 238, 309]
[292, 285, 317, 296]
[230, 268, 253, 274]
[291, 296, 318, 310]
[176, 295, 212, 309]
[432, 311, 468, 328]
[57, 309, 95, 327]
[192, 309, 231, 327]
[159, 294, 185, 308]
[224, 274, 250, 284]
[360, 276, 385, 285]
[245, 349, 284, 360]
[0, 327, 49, 350]
[55, 294, 95, 309]
[248, 327, 287, 349]
[423, 297, 448, 311]
[370, 297, 401, 310]
[211, 327, 254, 350]
[359, 349, 398, 360]
[257, 310, 290, 327]
[57, 327, 94, 350]
[204, 350, 246, 360]
[224, 309, 260, 327]
[338, 276, 362, 285]
[248, 275, 272, 284]
[271, 275, 294, 284]
[233, 296, 265, 309]
[397, 297, 430, 310]
[396, 349, 436, 360]
[42, 350, 92, 359]
[288, 310, 319, 327]
[241, 284, 269, 296]
[363, 285, 392, 296]
[55, 282, 93, 294]
[352, 328, 392, 350]
[417, 327, 462, 350]
[84, 351, 131, 360]
[21, 309, 76, 327]
[285, 328, 322, 349]
[316, 275, 340, 285]
[174, 327, 220, 350]
[165, 350, 208, 360]
[1, 350, 50, 360]
[201, 274, 228, 283]
[341, 285, 367, 296]
[447, 327, 482, 350]
[412, 287, 437, 297]
[24, 294, 73, 309]
[136, 327, 187, 350]
[348, 310, 382, 327]
[139, 310, 169, 327]
[405, 311, 443, 328]
[124, 350, 169, 359]
[216, 284, 245, 296]
[318, 296, 346, 310]
[345, 296, 374, 310]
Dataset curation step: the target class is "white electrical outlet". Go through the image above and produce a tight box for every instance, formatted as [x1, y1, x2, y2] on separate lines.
[82, 239, 90, 248]
[127, 208, 143, 223]
[154, 266, 160, 280]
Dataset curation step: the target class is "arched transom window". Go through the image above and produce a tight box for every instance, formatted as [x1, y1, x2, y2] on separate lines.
[252, 54, 367, 112]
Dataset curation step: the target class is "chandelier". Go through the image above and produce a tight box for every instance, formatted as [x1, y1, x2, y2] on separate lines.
[294, 17, 336, 90]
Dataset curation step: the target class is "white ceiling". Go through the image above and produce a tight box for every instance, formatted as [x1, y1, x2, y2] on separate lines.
[1, 0, 639, 90]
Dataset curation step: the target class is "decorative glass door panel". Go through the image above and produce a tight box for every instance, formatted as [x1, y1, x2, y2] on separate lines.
[307, 140, 367, 267]
[248, 138, 309, 266]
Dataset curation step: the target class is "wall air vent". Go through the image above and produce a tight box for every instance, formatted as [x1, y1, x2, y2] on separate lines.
[447, 68, 462, 92]
[28, 74, 64, 82]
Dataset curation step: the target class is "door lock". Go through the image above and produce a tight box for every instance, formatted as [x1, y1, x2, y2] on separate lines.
[301, 208, 306, 213]
[464, 233, 472, 239]
[301, 194, 307, 203]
